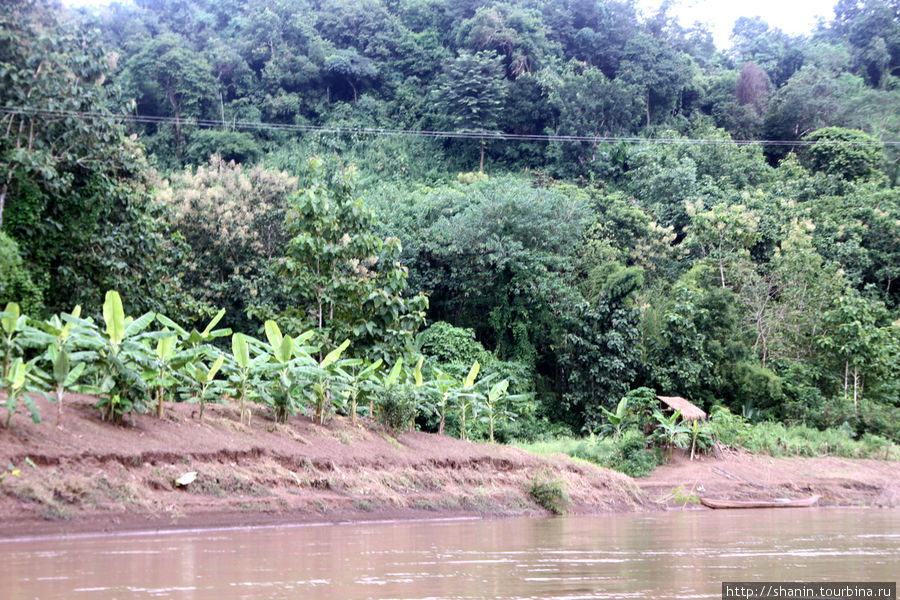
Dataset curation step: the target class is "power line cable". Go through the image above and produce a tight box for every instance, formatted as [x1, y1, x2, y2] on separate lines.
[3, 105, 898, 147]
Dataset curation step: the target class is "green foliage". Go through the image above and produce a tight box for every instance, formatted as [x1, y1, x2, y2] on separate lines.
[570, 430, 662, 477]
[0, 233, 41, 314]
[376, 383, 418, 431]
[620, 387, 658, 433]
[803, 127, 884, 180]
[179, 353, 226, 421]
[740, 421, 900, 459]
[528, 470, 570, 515]
[1, 0, 190, 318]
[274, 156, 427, 359]
[432, 50, 509, 171]
[708, 407, 752, 447]
[416, 321, 490, 366]
[2, 357, 41, 428]
[119, 32, 219, 159]
[159, 156, 298, 333]
[650, 410, 691, 455]
[597, 397, 630, 439]
[2, 0, 900, 449]
[183, 131, 262, 168]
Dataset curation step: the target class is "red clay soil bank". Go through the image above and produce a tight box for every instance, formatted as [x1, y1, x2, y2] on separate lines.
[2, 395, 898, 539]
[0, 394, 644, 538]
[637, 448, 900, 509]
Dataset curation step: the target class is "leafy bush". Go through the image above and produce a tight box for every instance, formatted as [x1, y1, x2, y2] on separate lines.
[377, 384, 418, 431]
[616, 431, 662, 477]
[568, 430, 661, 477]
[416, 321, 490, 365]
[528, 470, 570, 515]
[708, 406, 751, 447]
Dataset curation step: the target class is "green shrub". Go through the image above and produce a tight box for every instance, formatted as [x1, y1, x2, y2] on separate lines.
[416, 321, 491, 366]
[708, 406, 751, 447]
[737, 421, 900, 459]
[616, 430, 661, 477]
[528, 470, 570, 515]
[568, 430, 661, 477]
[377, 384, 418, 431]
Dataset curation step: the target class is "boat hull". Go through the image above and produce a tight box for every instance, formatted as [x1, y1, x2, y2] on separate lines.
[699, 495, 820, 509]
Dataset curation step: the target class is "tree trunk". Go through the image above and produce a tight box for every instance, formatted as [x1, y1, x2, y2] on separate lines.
[0, 181, 6, 231]
[843, 361, 849, 402]
[479, 136, 485, 173]
[646, 90, 651, 127]
[852, 367, 859, 411]
[56, 386, 64, 428]
[0, 170, 13, 230]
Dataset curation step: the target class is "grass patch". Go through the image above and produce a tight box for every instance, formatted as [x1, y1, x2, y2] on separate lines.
[528, 470, 570, 515]
[516, 432, 662, 478]
[353, 499, 375, 511]
[381, 433, 403, 449]
[739, 422, 900, 459]
[708, 409, 900, 460]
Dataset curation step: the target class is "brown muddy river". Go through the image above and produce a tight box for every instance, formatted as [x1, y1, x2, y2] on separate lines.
[2, 508, 898, 599]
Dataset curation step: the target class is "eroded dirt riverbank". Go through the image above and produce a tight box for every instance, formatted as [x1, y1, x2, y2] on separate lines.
[2, 394, 898, 539]
[1, 394, 643, 538]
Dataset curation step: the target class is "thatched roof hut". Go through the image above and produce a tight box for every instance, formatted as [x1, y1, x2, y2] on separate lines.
[656, 395, 707, 421]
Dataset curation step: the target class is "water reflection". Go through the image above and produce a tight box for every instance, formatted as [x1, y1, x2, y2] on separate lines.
[2, 509, 898, 600]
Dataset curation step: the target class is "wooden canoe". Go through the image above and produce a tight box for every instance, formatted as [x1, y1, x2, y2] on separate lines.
[699, 494, 820, 509]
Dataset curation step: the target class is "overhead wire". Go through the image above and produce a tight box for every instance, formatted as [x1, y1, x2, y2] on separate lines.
[2, 105, 898, 147]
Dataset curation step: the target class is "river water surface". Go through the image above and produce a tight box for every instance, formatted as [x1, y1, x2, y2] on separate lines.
[2, 508, 898, 599]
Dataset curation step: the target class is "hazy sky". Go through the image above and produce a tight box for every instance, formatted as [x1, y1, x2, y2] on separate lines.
[63, 0, 839, 49]
[637, 0, 837, 47]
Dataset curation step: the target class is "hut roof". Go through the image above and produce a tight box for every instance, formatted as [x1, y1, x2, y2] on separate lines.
[656, 395, 707, 421]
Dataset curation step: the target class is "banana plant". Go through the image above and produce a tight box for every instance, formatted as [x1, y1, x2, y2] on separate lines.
[26, 306, 92, 427]
[362, 356, 404, 420]
[407, 356, 431, 428]
[337, 358, 383, 426]
[225, 332, 269, 426]
[256, 320, 315, 423]
[427, 367, 458, 436]
[65, 291, 157, 423]
[1, 302, 25, 381]
[651, 409, 690, 458]
[456, 360, 481, 441]
[482, 378, 510, 444]
[599, 397, 631, 439]
[44, 343, 89, 428]
[141, 330, 190, 419]
[2, 358, 40, 428]
[179, 352, 226, 421]
[156, 308, 232, 349]
[300, 339, 355, 424]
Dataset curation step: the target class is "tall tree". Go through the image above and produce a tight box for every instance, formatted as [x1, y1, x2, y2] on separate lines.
[119, 32, 219, 160]
[432, 50, 508, 172]
[274, 156, 427, 359]
[0, 0, 189, 316]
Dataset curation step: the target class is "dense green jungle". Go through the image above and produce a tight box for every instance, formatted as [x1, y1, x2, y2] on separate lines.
[1, 0, 899, 460]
